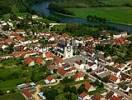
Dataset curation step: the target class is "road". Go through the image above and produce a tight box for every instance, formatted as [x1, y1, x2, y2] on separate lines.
[32, 79, 61, 100]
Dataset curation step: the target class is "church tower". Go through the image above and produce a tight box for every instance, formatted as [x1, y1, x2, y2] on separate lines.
[64, 40, 73, 59]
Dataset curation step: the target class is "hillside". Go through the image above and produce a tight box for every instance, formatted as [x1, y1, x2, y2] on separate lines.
[52, 0, 132, 7]
[0, 0, 44, 17]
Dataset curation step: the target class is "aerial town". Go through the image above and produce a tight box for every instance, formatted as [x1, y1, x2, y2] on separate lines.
[0, 14, 131, 100]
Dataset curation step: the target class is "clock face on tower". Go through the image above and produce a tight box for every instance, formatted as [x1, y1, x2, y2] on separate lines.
[67, 46, 71, 52]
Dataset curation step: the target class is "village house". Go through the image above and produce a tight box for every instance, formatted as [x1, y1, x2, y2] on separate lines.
[109, 74, 120, 84]
[24, 57, 44, 66]
[44, 75, 56, 84]
[91, 94, 105, 100]
[86, 62, 98, 71]
[78, 92, 90, 100]
[84, 81, 96, 92]
[113, 32, 127, 39]
[74, 60, 85, 70]
[74, 71, 85, 81]
[106, 91, 123, 100]
[57, 66, 76, 77]
[22, 89, 33, 100]
[43, 51, 54, 60]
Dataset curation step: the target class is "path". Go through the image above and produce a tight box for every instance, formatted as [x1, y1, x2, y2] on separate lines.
[32, 79, 61, 100]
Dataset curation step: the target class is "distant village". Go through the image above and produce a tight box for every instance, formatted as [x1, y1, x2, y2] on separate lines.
[0, 15, 132, 100]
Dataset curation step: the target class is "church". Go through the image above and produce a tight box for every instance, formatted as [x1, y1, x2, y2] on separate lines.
[52, 39, 74, 59]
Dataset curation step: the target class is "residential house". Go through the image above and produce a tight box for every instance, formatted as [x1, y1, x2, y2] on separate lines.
[78, 92, 90, 100]
[43, 51, 54, 60]
[35, 57, 45, 65]
[57, 66, 76, 77]
[45, 75, 56, 84]
[22, 89, 33, 100]
[74, 60, 85, 70]
[91, 94, 105, 100]
[84, 81, 96, 92]
[74, 71, 85, 81]
[109, 74, 120, 84]
[24, 57, 35, 67]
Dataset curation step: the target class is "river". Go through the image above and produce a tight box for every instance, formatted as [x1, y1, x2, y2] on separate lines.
[32, 1, 132, 32]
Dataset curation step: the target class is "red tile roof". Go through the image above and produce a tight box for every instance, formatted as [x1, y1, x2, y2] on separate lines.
[45, 51, 53, 58]
[92, 94, 103, 100]
[24, 57, 34, 65]
[54, 56, 63, 65]
[46, 75, 54, 81]
[35, 57, 43, 64]
[57, 67, 76, 76]
[22, 89, 32, 98]
[74, 71, 84, 79]
[110, 96, 122, 100]
[109, 74, 118, 82]
[113, 37, 126, 45]
[57, 67, 67, 76]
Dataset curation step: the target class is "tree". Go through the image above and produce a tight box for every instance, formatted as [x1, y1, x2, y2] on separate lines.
[44, 88, 58, 100]
[0, 90, 4, 95]
[77, 84, 85, 94]
[65, 92, 78, 100]
[55, 94, 67, 100]
[70, 86, 77, 94]
[63, 85, 70, 93]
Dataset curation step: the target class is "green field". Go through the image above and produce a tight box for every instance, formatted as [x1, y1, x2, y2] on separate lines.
[68, 7, 132, 24]
[101, 0, 132, 5]
[0, 93, 25, 100]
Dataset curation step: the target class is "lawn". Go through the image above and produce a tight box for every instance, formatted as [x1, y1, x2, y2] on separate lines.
[68, 7, 132, 24]
[0, 93, 25, 100]
[0, 79, 24, 91]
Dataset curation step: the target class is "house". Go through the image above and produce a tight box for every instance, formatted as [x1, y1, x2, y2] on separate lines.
[57, 66, 76, 77]
[24, 57, 35, 66]
[113, 32, 127, 39]
[84, 81, 96, 92]
[24, 57, 44, 66]
[74, 60, 85, 70]
[45, 75, 56, 84]
[74, 71, 85, 81]
[87, 62, 97, 71]
[35, 57, 44, 65]
[106, 91, 123, 100]
[78, 92, 90, 100]
[43, 51, 54, 60]
[91, 94, 105, 100]
[17, 82, 36, 90]
[113, 37, 126, 45]
[54, 56, 63, 66]
[22, 89, 33, 100]
[110, 95, 122, 100]
[109, 74, 120, 84]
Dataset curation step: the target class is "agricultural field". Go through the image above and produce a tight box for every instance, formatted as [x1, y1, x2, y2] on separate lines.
[67, 7, 132, 24]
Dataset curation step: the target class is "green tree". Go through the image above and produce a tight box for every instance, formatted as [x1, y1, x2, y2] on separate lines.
[44, 88, 58, 100]
[55, 94, 67, 100]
